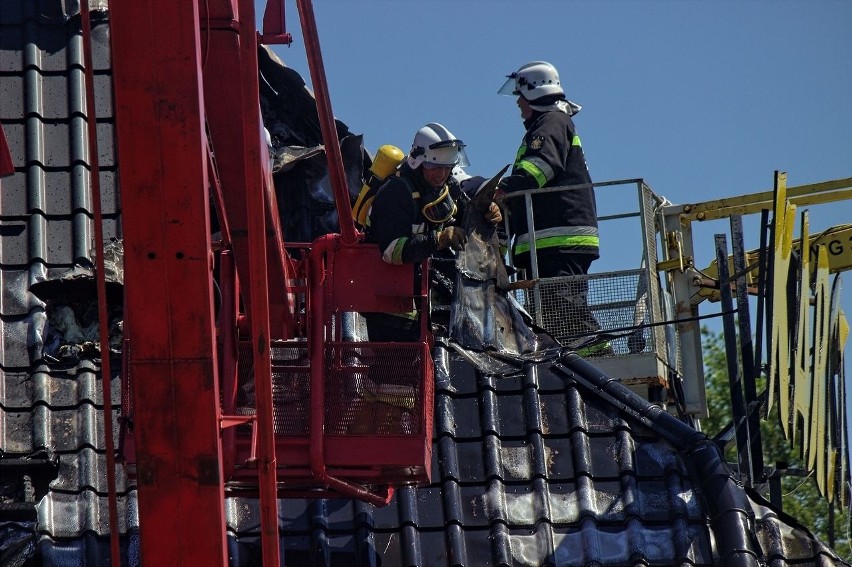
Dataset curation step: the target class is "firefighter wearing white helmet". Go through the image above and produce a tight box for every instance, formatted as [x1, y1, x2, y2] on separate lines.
[498, 61, 564, 101]
[497, 61, 605, 353]
[364, 122, 501, 342]
[407, 122, 470, 170]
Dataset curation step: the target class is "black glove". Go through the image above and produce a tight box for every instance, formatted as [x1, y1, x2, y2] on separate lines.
[437, 226, 467, 251]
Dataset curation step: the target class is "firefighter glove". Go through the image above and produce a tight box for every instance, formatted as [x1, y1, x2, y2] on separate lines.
[437, 226, 467, 251]
[486, 202, 502, 225]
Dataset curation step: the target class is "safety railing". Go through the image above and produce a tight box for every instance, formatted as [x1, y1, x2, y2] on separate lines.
[501, 179, 678, 392]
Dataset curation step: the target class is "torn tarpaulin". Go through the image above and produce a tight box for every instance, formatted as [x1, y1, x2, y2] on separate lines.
[449, 167, 546, 357]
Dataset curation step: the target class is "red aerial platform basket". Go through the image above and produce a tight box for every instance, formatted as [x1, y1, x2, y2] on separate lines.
[226, 235, 434, 503]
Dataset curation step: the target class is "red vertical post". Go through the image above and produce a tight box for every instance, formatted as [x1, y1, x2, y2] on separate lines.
[295, 0, 358, 244]
[110, 1, 228, 565]
[234, 0, 281, 562]
[78, 3, 120, 565]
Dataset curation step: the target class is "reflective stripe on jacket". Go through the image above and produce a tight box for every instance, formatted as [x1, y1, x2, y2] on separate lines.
[514, 225, 599, 255]
[501, 110, 599, 258]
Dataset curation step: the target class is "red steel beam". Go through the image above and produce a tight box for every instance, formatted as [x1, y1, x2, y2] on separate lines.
[295, 0, 358, 245]
[201, 9, 297, 341]
[110, 1, 228, 565]
[232, 0, 281, 561]
[260, 0, 293, 45]
[199, 0, 282, 560]
[79, 3, 120, 566]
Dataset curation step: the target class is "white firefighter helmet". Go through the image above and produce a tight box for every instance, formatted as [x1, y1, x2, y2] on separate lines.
[498, 61, 564, 102]
[407, 122, 470, 169]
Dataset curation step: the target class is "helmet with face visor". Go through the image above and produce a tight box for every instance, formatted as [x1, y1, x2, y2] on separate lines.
[498, 61, 564, 102]
[407, 122, 469, 169]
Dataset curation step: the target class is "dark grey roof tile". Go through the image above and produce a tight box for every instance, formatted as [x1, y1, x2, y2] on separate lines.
[542, 437, 575, 480]
[0, 370, 32, 406]
[0, 408, 35, 453]
[445, 438, 485, 483]
[0, 23, 30, 72]
[27, 74, 77, 120]
[51, 447, 132, 494]
[546, 481, 582, 524]
[370, 531, 404, 566]
[444, 352, 477, 395]
[456, 485, 491, 528]
[506, 523, 557, 566]
[21, 23, 74, 74]
[482, 435, 502, 480]
[34, 366, 117, 402]
[1, 316, 36, 367]
[539, 392, 570, 435]
[37, 488, 137, 537]
[492, 373, 523, 393]
[587, 435, 625, 478]
[456, 527, 503, 566]
[368, 496, 402, 530]
[477, 388, 500, 435]
[396, 485, 420, 527]
[405, 486, 445, 529]
[495, 393, 527, 437]
[446, 396, 480, 439]
[0, 269, 42, 317]
[0, 74, 24, 116]
[499, 439, 534, 481]
[625, 478, 672, 521]
[533, 366, 568, 392]
[435, 434, 459, 479]
[322, 498, 357, 529]
[635, 438, 692, 476]
[416, 529, 452, 566]
[436, 478, 462, 524]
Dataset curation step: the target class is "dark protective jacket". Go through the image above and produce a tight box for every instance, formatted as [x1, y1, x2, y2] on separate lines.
[367, 163, 460, 265]
[365, 164, 463, 326]
[500, 108, 599, 259]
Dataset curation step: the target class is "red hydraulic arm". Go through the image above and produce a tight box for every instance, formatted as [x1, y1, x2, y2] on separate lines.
[110, 0, 230, 563]
[111, 0, 434, 563]
[111, 0, 289, 564]
[296, 0, 358, 245]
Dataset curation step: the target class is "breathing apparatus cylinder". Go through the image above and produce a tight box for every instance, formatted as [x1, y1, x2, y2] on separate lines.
[352, 144, 405, 228]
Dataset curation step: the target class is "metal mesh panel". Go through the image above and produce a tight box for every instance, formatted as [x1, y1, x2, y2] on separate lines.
[271, 346, 310, 435]
[235, 341, 425, 437]
[323, 343, 425, 437]
[641, 182, 678, 372]
[517, 269, 654, 357]
[235, 341, 255, 412]
[505, 181, 679, 373]
[235, 341, 311, 435]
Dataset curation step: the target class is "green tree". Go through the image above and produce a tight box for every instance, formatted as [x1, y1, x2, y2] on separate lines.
[700, 327, 851, 561]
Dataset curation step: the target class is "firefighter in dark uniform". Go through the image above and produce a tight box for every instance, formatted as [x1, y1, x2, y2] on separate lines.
[365, 122, 501, 342]
[496, 61, 606, 352]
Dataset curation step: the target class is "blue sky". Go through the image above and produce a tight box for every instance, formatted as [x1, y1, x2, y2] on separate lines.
[259, 0, 852, 405]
